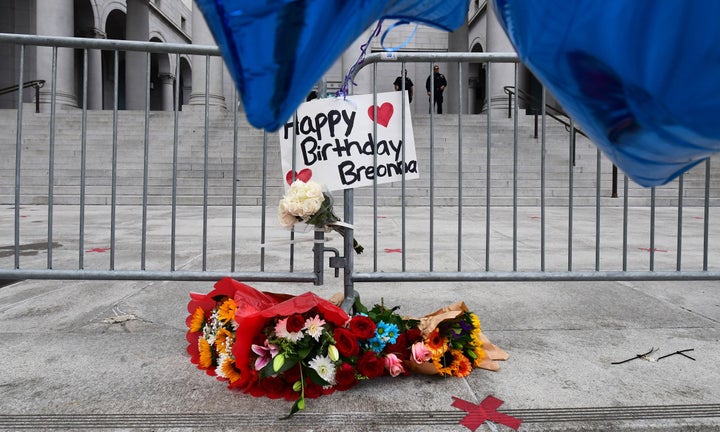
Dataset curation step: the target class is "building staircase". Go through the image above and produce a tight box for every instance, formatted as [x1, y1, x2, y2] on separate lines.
[1, 106, 718, 208]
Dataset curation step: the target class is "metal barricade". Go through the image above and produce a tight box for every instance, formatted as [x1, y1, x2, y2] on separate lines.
[1, 35, 719, 312]
[0, 33, 323, 285]
[337, 52, 720, 309]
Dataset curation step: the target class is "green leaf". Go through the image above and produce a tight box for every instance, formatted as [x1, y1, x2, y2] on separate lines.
[280, 397, 305, 420]
[305, 366, 332, 387]
[262, 356, 298, 377]
[353, 296, 369, 315]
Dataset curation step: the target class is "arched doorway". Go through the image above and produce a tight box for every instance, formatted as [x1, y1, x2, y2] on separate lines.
[74, 0, 99, 109]
[179, 56, 192, 109]
[149, 37, 172, 111]
[469, 42, 487, 114]
[103, 9, 126, 109]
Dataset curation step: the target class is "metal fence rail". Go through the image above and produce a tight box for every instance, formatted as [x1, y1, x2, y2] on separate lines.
[338, 52, 720, 306]
[1, 35, 719, 312]
[0, 33, 323, 285]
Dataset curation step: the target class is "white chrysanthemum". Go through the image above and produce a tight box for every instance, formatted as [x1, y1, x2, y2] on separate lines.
[308, 354, 336, 385]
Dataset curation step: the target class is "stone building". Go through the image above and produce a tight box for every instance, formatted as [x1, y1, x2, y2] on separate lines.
[0, 0, 520, 117]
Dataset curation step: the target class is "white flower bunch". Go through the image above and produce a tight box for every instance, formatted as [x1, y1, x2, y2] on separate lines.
[278, 180, 325, 228]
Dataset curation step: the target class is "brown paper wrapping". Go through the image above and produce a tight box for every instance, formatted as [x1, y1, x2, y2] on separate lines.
[328, 296, 508, 373]
[412, 301, 508, 374]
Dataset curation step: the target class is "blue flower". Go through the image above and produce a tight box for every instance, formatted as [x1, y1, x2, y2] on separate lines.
[365, 336, 386, 353]
[375, 321, 400, 345]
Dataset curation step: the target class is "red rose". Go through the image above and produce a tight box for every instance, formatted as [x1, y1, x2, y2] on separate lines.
[349, 315, 376, 339]
[259, 376, 287, 399]
[385, 332, 409, 359]
[335, 363, 358, 391]
[357, 351, 385, 379]
[405, 328, 422, 344]
[286, 313, 305, 333]
[333, 328, 359, 357]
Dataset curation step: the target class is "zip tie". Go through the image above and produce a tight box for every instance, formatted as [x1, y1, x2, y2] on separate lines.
[611, 347, 658, 365]
[328, 221, 355, 230]
[657, 349, 695, 361]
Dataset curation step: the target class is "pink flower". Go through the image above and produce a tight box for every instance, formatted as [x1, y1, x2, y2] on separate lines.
[384, 353, 405, 377]
[251, 340, 279, 371]
[274, 317, 303, 342]
[411, 341, 432, 364]
[303, 314, 326, 341]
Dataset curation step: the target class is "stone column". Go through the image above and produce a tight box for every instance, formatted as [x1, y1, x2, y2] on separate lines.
[486, 0, 516, 107]
[83, 28, 106, 110]
[125, 0, 150, 110]
[35, 0, 77, 110]
[159, 72, 175, 111]
[188, 6, 226, 108]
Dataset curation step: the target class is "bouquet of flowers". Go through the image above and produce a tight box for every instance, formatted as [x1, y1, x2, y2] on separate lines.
[278, 179, 363, 254]
[187, 278, 357, 417]
[408, 301, 509, 375]
[186, 279, 507, 418]
[350, 298, 508, 379]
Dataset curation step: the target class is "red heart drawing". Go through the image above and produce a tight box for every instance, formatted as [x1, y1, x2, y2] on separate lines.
[285, 168, 312, 185]
[367, 102, 394, 127]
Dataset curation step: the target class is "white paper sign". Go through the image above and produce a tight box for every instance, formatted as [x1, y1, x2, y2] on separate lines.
[279, 92, 419, 191]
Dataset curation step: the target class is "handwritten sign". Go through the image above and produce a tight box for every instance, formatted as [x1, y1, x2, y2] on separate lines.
[279, 92, 419, 191]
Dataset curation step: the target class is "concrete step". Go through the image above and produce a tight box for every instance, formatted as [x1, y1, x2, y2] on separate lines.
[2, 109, 720, 207]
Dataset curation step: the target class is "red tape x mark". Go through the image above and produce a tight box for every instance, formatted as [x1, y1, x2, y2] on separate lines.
[452, 396, 522, 431]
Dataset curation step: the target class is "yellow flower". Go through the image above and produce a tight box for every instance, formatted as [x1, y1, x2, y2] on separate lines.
[215, 328, 234, 354]
[189, 307, 205, 333]
[217, 355, 243, 383]
[434, 349, 466, 377]
[472, 346, 486, 368]
[198, 337, 213, 369]
[217, 298, 237, 324]
[470, 313, 482, 339]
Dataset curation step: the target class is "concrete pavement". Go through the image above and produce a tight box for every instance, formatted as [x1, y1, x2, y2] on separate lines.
[1, 204, 719, 431]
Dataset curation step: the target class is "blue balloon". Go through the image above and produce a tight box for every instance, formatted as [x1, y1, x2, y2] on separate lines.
[195, 0, 469, 132]
[494, 0, 720, 186]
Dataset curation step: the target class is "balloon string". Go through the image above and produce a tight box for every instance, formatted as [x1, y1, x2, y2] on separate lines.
[380, 20, 418, 52]
[336, 20, 383, 98]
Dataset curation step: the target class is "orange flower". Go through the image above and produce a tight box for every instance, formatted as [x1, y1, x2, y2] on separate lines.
[453, 353, 473, 378]
[425, 328, 447, 356]
[189, 307, 206, 333]
[198, 337, 213, 369]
